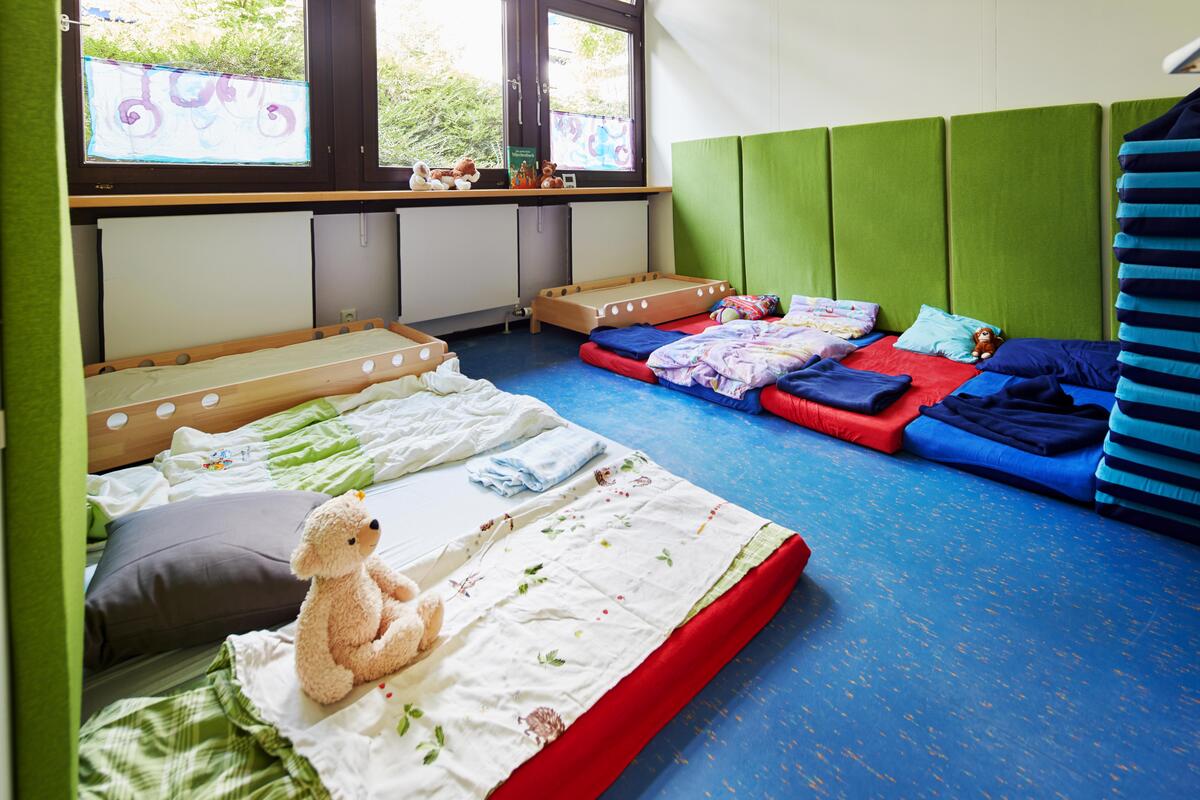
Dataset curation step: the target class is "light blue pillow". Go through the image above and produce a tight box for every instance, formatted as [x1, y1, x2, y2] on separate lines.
[894, 305, 1001, 363]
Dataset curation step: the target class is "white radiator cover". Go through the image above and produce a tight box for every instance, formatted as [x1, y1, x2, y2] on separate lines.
[569, 200, 649, 283]
[98, 211, 314, 359]
[395, 205, 519, 324]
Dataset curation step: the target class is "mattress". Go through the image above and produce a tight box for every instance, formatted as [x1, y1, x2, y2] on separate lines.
[578, 314, 724, 384]
[86, 328, 419, 412]
[761, 336, 979, 453]
[902, 372, 1115, 503]
[556, 277, 715, 307]
[83, 429, 630, 719]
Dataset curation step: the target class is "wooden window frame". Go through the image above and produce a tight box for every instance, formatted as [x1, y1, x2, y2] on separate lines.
[61, 0, 337, 195]
[61, 0, 644, 195]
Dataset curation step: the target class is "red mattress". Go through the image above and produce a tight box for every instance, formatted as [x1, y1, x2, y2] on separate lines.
[760, 336, 979, 454]
[493, 533, 811, 800]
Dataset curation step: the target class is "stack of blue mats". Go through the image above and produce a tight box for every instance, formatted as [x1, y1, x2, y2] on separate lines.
[1101, 93, 1200, 542]
[903, 372, 1115, 504]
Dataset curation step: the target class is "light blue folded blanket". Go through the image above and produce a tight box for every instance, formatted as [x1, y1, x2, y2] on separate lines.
[467, 426, 607, 497]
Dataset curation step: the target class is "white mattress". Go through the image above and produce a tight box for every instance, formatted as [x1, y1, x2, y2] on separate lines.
[557, 277, 710, 307]
[86, 328, 419, 413]
[81, 426, 629, 720]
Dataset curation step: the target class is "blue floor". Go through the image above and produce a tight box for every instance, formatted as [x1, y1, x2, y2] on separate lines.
[449, 325, 1200, 799]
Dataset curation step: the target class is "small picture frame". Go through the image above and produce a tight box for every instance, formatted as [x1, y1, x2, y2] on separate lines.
[561, 173, 577, 189]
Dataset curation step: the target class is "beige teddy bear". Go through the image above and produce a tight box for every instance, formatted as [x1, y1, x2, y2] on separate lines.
[290, 491, 443, 705]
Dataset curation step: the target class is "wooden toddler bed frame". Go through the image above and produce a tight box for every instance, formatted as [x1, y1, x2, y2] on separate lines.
[85, 318, 450, 472]
[531, 272, 736, 335]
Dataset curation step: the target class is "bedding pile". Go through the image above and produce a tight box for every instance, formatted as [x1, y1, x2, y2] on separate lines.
[918, 375, 1110, 456]
[154, 359, 562, 502]
[777, 295, 879, 339]
[647, 320, 856, 399]
[777, 355, 912, 415]
[80, 453, 797, 799]
[467, 426, 607, 496]
[708, 293, 780, 322]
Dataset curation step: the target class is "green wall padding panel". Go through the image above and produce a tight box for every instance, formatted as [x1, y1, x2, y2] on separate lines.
[671, 136, 744, 289]
[742, 128, 833, 308]
[1109, 97, 1182, 338]
[949, 104, 1103, 340]
[830, 118, 948, 331]
[0, 3, 87, 798]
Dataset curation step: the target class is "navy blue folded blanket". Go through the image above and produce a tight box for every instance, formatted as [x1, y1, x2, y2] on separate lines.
[777, 355, 912, 415]
[589, 324, 687, 361]
[918, 375, 1110, 456]
[1124, 87, 1200, 141]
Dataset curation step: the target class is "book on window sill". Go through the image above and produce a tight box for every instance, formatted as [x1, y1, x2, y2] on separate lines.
[507, 146, 539, 189]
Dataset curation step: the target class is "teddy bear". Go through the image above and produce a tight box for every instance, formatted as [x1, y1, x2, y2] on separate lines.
[290, 491, 444, 705]
[971, 327, 1004, 360]
[410, 161, 445, 191]
[539, 160, 564, 189]
[430, 157, 481, 190]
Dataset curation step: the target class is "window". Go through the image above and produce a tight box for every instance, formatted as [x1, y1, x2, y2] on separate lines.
[61, 0, 643, 193]
[79, 0, 311, 166]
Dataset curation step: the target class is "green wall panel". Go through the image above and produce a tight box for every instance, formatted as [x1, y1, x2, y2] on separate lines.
[742, 128, 833, 309]
[949, 104, 1103, 340]
[671, 136, 745, 289]
[1109, 97, 1182, 338]
[831, 117, 948, 331]
[0, 3, 87, 798]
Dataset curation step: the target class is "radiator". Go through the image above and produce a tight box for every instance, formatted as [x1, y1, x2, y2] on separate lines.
[395, 205, 520, 324]
[569, 200, 649, 283]
[98, 211, 314, 359]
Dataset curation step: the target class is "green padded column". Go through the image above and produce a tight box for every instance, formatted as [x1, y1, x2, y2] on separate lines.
[831, 118, 948, 331]
[671, 136, 745, 289]
[949, 104, 1103, 340]
[0, 2, 87, 798]
[1109, 97, 1182, 338]
[742, 128, 833, 309]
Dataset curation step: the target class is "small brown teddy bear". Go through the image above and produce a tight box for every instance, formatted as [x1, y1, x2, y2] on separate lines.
[290, 491, 443, 705]
[540, 160, 564, 189]
[971, 327, 1004, 360]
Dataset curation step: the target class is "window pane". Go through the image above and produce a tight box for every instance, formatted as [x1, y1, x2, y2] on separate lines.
[375, 0, 506, 169]
[80, 1, 310, 166]
[547, 12, 634, 172]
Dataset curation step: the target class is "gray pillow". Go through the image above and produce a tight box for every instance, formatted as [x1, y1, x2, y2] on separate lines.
[84, 490, 328, 670]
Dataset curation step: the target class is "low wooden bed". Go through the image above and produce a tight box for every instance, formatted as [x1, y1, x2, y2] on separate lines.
[85, 318, 450, 472]
[530, 272, 736, 335]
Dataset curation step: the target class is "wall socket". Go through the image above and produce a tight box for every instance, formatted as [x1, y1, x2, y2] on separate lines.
[339, 308, 357, 323]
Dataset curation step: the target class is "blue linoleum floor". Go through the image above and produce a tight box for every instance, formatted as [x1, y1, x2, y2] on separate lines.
[448, 324, 1200, 800]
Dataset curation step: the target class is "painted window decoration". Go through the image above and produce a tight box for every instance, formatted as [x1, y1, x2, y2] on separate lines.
[547, 12, 635, 172]
[82, 57, 310, 165]
[550, 110, 634, 172]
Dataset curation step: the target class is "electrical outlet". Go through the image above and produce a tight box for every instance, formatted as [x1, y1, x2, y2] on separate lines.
[340, 308, 357, 323]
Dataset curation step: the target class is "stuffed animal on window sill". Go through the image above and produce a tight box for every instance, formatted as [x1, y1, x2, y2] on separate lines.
[431, 157, 482, 190]
[539, 160, 564, 189]
[290, 491, 443, 705]
[410, 161, 446, 191]
[971, 327, 1004, 360]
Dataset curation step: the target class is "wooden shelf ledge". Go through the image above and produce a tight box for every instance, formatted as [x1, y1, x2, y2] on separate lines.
[69, 185, 671, 209]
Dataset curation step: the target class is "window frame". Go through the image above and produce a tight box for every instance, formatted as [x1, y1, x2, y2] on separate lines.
[60, 0, 336, 194]
[60, 0, 645, 195]
[358, 0, 521, 189]
[536, 0, 645, 186]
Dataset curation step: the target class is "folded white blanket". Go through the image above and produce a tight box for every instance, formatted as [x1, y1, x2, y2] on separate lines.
[467, 426, 607, 496]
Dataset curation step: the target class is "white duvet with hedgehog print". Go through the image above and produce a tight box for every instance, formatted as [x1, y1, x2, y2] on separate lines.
[226, 452, 771, 799]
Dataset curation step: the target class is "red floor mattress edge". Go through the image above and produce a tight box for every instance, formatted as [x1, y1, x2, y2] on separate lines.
[493, 533, 812, 800]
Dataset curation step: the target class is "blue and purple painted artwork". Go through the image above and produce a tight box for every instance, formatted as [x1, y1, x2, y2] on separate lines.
[550, 110, 634, 172]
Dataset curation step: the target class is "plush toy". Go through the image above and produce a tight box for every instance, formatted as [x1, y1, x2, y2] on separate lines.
[290, 491, 444, 705]
[539, 160, 564, 189]
[971, 327, 1004, 360]
[452, 157, 481, 190]
[410, 161, 445, 191]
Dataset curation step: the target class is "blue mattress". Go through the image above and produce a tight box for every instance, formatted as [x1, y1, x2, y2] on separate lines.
[659, 378, 763, 414]
[902, 372, 1115, 503]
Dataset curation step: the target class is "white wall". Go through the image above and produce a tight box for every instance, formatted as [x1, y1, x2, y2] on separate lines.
[645, 0, 1199, 273]
[70, 205, 572, 359]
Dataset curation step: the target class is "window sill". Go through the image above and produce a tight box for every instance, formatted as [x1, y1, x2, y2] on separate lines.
[68, 185, 671, 209]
